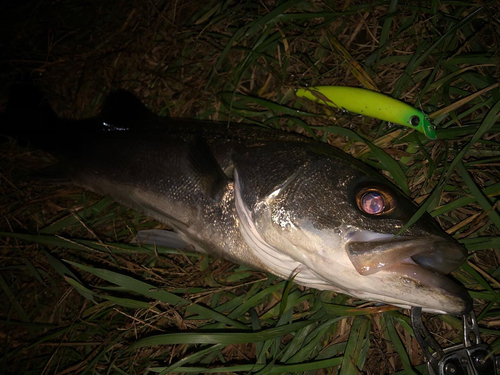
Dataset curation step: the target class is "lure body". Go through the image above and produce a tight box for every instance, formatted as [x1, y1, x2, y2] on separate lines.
[296, 86, 436, 139]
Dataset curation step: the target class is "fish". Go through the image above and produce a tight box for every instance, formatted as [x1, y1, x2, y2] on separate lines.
[2, 88, 472, 315]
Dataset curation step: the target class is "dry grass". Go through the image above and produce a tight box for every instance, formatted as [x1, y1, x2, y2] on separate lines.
[1, 0, 500, 374]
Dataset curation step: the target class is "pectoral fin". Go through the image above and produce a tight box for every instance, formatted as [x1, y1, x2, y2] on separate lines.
[134, 229, 207, 253]
[185, 136, 228, 202]
[128, 193, 189, 231]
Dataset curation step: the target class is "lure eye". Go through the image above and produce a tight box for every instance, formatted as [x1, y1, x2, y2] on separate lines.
[409, 115, 420, 126]
[360, 191, 385, 214]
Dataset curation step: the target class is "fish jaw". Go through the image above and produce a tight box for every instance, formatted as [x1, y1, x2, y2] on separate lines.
[343, 231, 472, 315]
[278, 228, 470, 315]
[374, 263, 472, 315]
[290, 228, 471, 315]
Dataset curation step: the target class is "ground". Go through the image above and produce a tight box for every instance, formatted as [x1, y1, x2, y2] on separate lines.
[0, 1, 499, 374]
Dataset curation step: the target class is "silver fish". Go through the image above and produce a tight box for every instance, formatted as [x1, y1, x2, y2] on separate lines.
[4, 89, 471, 315]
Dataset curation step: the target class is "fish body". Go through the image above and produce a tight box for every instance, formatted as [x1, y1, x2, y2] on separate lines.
[3, 90, 471, 315]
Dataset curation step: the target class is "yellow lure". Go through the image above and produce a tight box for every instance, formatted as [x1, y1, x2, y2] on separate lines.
[296, 86, 436, 139]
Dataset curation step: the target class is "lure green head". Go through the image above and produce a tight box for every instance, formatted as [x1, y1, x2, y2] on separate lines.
[296, 86, 437, 139]
[407, 112, 436, 139]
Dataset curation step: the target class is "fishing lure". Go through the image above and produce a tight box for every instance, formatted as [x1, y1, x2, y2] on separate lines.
[296, 86, 436, 139]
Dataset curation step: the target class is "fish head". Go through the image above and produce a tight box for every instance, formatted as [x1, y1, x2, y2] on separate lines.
[235, 152, 471, 315]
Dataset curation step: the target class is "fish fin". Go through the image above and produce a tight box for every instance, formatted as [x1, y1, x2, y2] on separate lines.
[185, 136, 228, 201]
[133, 229, 207, 253]
[127, 194, 190, 231]
[100, 90, 154, 126]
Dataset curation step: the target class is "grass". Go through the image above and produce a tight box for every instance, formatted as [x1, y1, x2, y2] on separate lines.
[1, 0, 500, 374]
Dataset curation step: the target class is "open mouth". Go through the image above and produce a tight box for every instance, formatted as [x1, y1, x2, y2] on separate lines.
[346, 232, 472, 314]
[346, 234, 466, 276]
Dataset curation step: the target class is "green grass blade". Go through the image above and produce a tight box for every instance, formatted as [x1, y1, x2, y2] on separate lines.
[40, 196, 116, 234]
[66, 261, 249, 329]
[340, 316, 371, 375]
[383, 314, 417, 375]
[393, 6, 483, 97]
[311, 126, 409, 194]
[151, 356, 344, 373]
[456, 160, 500, 231]
[156, 344, 225, 375]
[0, 275, 31, 325]
[431, 182, 500, 217]
[372, 0, 399, 70]
[130, 320, 316, 348]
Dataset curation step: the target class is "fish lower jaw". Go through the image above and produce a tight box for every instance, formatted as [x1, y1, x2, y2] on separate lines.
[351, 292, 449, 315]
[378, 263, 472, 315]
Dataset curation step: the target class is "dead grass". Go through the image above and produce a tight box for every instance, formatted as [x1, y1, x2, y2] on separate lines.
[1, 0, 500, 374]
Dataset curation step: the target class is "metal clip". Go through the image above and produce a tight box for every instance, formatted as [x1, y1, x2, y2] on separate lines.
[411, 307, 499, 375]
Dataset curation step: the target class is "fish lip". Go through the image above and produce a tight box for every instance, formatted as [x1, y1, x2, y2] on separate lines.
[345, 234, 467, 276]
[384, 263, 473, 315]
[345, 233, 471, 315]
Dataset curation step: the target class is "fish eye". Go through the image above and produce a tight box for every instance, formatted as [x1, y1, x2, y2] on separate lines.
[361, 191, 384, 214]
[355, 187, 395, 216]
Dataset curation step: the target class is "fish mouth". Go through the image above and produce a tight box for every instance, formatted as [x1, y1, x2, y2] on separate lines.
[346, 232, 472, 315]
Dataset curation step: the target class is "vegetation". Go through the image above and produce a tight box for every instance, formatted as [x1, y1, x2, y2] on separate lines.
[1, 0, 499, 373]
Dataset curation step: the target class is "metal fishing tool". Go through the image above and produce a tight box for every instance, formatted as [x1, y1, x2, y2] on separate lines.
[411, 307, 499, 375]
[295, 86, 437, 139]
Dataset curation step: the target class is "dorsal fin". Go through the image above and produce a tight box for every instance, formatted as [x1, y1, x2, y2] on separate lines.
[100, 90, 153, 125]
